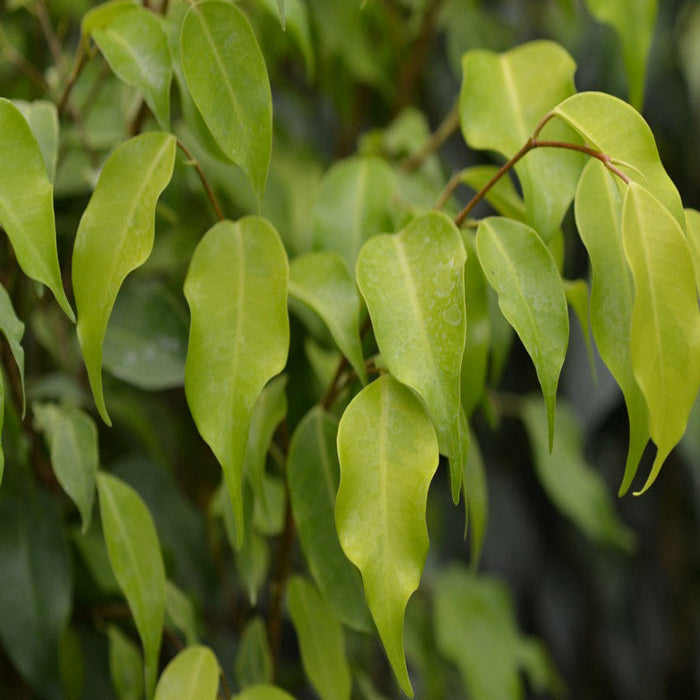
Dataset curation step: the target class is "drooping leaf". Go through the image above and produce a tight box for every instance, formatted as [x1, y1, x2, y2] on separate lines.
[235, 617, 273, 689]
[563, 278, 596, 380]
[621, 183, 700, 493]
[12, 99, 59, 182]
[89, 5, 172, 129]
[312, 156, 396, 272]
[585, 0, 657, 109]
[0, 99, 74, 320]
[180, 0, 272, 201]
[458, 166, 525, 222]
[476, 217, 569, 448]
[107, 625, 144, 700]
[552, 92, 684, 227]
[0, 281, 25, 415]
[165, 580, 198, 646]
[459, 41, 583, 241]
[289, 251, 367, 384]
[154, 646, 220, 700]
[521, 396, 636, 550]
[184, 217, 289, 547]
[73, 132, 176, 425]
[356, 211, 466, 501]
[462, 418, 488, 568]
[286, 576, 352, 700]
[574, 160, 649, 494]
[33, 403, 99, 533]
[684, 208, 700, 295]
[70, 523, 120, 595]
[97, 472, 166, 699]
[234, 686, 295, 700]
[335, 375, 439, 697]
[287, 408, 372, 632]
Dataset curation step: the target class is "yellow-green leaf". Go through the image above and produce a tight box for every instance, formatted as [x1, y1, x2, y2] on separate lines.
[12, 100, 59, 182]
[154, 646, 219, 700]
[684, 208, 700, 295]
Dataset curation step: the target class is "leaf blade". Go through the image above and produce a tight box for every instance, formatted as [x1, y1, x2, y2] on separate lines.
[154, 646, 220, 700]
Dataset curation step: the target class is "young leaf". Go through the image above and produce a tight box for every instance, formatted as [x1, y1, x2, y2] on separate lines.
[356, 211, 466, 501]
[73, 132, 176, 425]
[107, 625, 144, 700]
[184, 217, 289, 547]
[335, 375, 439, 697]
[459, 41, 583, 240]
[154, 646, 220, 700]
[476, 217, 569, 448]
[97, 472, 166, 699]
[33, 403, 99, 533]
[287, 408, 372, 632]
[180, 0, 272, 201]
[0, 282, 25, 415]
[552, 92, 684, 227]
[89, 5, 172, 129]
[521, 396, 636, 550]
[286, 576, 352, 700]
[621, 183, 700, 494]
[584, 0, 657, 109]
[235, 617, 273, 689]
[234, 686, 295, 700]
[312, 156, 396, 272]
[289, 251, 367, 384]
[12, 100, 59, 182]
[0, 99, 73, 320]
[574, 160, 649, 494]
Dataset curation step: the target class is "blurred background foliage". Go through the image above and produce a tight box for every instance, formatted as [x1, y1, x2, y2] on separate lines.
[0, 0, 699, 698]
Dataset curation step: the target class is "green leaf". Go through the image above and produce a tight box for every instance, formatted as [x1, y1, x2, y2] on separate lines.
[459, 41, 583, 241]
[289, 252, 367, 384]
[312, 156, 396, 272]
[0, 373, 5, 484]
[585, 0, 657, 109]
[521, 396, 636, 550]
[184, 216, 289, 547]
[33, 403, 99, 533]
[165, 580, 198, 646]
[356, 211, 466, 501]
[82, 0, 138, 36]
[234, 686, 295, 700]
[462, 421, 488, 568]
[89, 5, 172, 129]
[97, 472, 166, 699]
[0, 282, 25, 415]
[574, 161, 649, 494]
[476, 217, 569, 449]
[0, 98, 74, 320]
[154, 646, 220, 700]
[287, 408, 372, 632]
[286, 576, 352, 700]
[180, 0, 272, 201]
[335, 375, 439, 697]
[73, 132, 176, 425]
[684, 208, 700, 295]
[235, 617, 273, 689]
[458, 166, 525, 222]
[107, 625, 144, 700]
[562, 278, 596, 381]
[552, 92, 684, 228]
[12, 100, 59, 182]
[621, 183, 700, 494]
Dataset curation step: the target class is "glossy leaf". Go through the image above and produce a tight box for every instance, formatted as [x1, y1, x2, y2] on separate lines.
[287, 576, 352, 700]
[336, 375, 439, 697]
[73, 132, 176, 425]
[459, 41, 583, 240]
[476, 217, 569, 448]
[552, 92, 684, 227]
[13, 99, 59, 182]
[165, 580, 198, 646]
[184, 217, 289, 547]
[180, 0, 272, 201]
[107, 625, 143, 700]
[234, 686, 295, 700]
[287, 408, 372, 632]
[0, 282, 25, 415]
[154, 646, 219, 700]
[522, 396, 635, 550]
[89, 5, 172, 129]
[0, 99, 73, 320]
[289, 251, 367, 384]
[97, 472, 166, 699]
[621, 183, 700, 493]
[575, 160, 649, 494]
[585, 0, 657, 109]
[684, 208, 700, 294]
[356, 211, 466, 501]
[33, 403, 99, 533]
[235, 617, 273, 688]
[312, 156, 396, 272]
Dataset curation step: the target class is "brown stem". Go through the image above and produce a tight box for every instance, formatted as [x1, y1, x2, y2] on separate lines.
[401, 105, 460, 172]
[176, 140, 225, 222]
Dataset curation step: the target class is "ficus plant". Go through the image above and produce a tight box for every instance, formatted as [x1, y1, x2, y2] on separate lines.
[0, 0, 696, 698]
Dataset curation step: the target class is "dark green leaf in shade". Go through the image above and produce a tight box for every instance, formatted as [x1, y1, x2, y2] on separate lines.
[476, 217, 569, 449]
[165, 580, 198, 647]
[287, 408, 372, 632]
[461, 417, 488, 568]
[70, 523, 120, 595]
[59, 626, 84, 700]
[235, 617, 273, 689]
[107, 625, 144, 700]
[356, 211, 466, 501]
[97, 472, 166, 699]
[180, 0, 272, 201]
[336, 375, 439, 697]
[72, 132, 176, 425]
[521, 396, 636, 551]
[0, 99, 74, 320]
[0, 282, 24, 416]
[154, 646, 220, 700]
[184, 217, 289, 547]
[12, 100, 59, 182]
